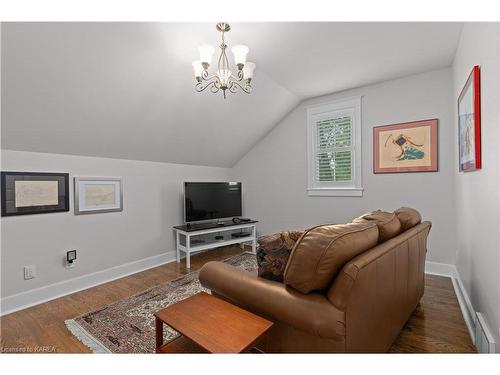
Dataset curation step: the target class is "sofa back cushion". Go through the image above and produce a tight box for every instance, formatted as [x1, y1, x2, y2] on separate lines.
[353, 210, 401, 243]
[257, 230, 305, 282]
[283, 222, 379, 294]
[394, 207, 422, 231]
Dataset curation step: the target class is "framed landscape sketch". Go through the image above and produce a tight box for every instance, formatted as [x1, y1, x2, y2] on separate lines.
[74, 177, 123, 215]
[373, 119, 438, 173]
[458, 65, 481, 172]
[1, 171, 69, 216]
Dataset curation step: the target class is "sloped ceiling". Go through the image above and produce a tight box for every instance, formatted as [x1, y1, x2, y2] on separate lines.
[1, 22, 462, 167]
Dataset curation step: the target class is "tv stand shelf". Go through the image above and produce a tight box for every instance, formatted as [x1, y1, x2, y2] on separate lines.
[173, 220, 258, 268]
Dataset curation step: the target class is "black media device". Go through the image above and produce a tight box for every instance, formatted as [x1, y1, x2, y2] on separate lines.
[184, 182, 242, 223]
[231, 232, 250, 238]
[232, 217, 251, 223]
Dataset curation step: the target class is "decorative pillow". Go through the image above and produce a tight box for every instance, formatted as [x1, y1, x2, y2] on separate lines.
[353, 210, 401, 243]
[256, 230, 304, 282]
[283, 222, 379, 294]
[395, 207, 422, 231]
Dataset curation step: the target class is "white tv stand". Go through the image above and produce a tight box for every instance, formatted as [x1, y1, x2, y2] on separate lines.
[173, 220, 258, 269]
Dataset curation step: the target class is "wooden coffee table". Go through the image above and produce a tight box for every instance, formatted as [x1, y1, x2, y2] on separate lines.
[154, 292, 273, 353]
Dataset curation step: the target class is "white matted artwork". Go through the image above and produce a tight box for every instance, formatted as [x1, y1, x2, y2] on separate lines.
[74, 177, 123, 215]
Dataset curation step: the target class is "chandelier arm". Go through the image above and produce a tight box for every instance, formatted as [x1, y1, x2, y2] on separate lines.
[234, 69, 244, 82]
[200, 69, 219, 82]
[228, 80, 252, 94]
[195, 80, 219, 93]
[201, 74, 218, 82]
[210, 81, 221, 93]
[228, 81, 238, 93]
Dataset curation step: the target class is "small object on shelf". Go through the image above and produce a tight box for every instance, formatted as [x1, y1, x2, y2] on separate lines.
[232, 217, 251, 223]
[231, 232, 250, 238]
[215, 235, 224, 240]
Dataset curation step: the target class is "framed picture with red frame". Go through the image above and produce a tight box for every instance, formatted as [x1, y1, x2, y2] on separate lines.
[458, 65, 481, 172]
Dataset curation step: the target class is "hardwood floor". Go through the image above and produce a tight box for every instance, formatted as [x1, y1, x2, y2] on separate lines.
[0, 247, 475, 353]
[389, 274, 476, 353]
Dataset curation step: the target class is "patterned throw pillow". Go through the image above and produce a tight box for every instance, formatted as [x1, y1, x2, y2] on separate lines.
[256, 230, 304, 282]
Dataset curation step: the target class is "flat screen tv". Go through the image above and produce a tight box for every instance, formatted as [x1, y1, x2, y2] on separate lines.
[184, 182, 242, 223]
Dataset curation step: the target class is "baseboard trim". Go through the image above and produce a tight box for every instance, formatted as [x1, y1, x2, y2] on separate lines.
[451, 269, 477, 344]
[0, 251, 177, 316]
[425, 261, 476, 345]
[424, 261, 455, 277]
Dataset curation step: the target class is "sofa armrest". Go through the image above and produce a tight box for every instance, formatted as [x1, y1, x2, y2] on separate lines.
[199, 261, 345, 340]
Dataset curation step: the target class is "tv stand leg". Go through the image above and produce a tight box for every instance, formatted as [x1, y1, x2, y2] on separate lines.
[185, 235, 191, 269]
[251, 225, 257, 253]
[175, 231, 181, 263]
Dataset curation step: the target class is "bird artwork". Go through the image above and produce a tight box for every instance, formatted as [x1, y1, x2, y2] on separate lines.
[373, 119, 438, 173]
[384, 133, 425, 161]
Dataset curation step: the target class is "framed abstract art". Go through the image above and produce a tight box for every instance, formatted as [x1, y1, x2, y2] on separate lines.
[373, 119, 438, 174]
[1, 171, 69, 216]
[458, 65, 481, 172]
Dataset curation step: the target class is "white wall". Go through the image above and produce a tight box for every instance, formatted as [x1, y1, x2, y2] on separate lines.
[452, 23, 500, 350]
[0, 150, 230, 300]
[231, 68, 456, 264]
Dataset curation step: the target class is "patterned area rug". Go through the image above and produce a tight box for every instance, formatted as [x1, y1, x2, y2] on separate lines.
[65, 253, 257, 353]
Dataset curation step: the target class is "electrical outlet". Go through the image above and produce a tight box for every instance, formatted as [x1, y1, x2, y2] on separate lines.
[24, 265, 36, 280]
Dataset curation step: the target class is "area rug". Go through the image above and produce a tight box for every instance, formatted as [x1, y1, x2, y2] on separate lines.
[65, 252, 257, 353]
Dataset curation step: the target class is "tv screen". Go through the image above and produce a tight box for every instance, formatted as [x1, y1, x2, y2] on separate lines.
[184, 182, 242, 222]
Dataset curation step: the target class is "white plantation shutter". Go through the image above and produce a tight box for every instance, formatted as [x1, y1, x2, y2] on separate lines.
[307, 97, 363, 196]
[315, 116, 353, 182]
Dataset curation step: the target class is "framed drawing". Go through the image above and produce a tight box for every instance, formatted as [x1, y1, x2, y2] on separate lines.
[74, 177, 123, 215]
[373, 119, 438, 174]
[458, 65, 481, 172]
[1, 171, 69, 216]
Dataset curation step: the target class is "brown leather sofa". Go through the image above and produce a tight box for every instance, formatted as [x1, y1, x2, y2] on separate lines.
[199, 208, 431, 353]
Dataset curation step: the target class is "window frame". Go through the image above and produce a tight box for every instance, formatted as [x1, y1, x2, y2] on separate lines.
[306, 96, 363, 197]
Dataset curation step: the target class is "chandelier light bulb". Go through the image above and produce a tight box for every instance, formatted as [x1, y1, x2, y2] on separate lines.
[231, 45, 249, 67]
[198, 44, 215, 65]
[192, 61, 203, 78]
[242, 62, 256, 80]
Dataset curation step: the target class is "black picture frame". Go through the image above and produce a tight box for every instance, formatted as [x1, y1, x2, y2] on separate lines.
[1, 171, 70, 217]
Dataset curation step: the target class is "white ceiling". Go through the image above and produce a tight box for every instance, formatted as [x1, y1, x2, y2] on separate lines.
[1, 22, 462, 167]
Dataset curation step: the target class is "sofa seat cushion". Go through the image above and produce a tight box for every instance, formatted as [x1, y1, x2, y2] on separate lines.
[353, 210, 401, 243]
[257, 230, 305, 282]
[395, 207, 422, 231]
[283, 222, 379, 294]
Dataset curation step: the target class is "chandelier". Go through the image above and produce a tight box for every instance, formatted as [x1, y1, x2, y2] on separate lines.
[192, 22, 256, 99]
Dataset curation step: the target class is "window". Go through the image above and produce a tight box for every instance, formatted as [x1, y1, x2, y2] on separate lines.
[307, 97, 363, 196]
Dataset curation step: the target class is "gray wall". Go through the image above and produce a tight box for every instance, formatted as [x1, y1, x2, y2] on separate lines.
[231, 68, 456, 264]
[0, 150, 230, 297]
[452, 23, 500, 350]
